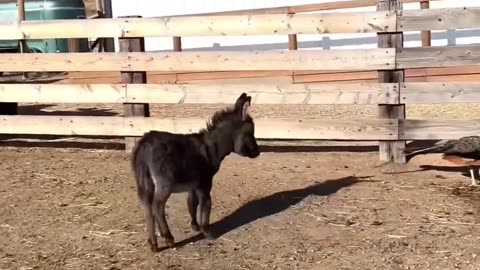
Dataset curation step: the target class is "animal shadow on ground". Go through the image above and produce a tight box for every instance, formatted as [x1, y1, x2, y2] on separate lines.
[173, 175, 373, 248]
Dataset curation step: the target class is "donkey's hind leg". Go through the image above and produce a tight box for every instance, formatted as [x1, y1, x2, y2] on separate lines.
[152, 185, 175, 248]
[187, 190, 200, 232]
[136, 171, 158, 252]
[143, 203, 159, 252]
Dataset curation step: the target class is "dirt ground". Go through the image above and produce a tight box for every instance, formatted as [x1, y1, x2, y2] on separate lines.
[1, 102, 480, 270]
[1, 147, 480, 270]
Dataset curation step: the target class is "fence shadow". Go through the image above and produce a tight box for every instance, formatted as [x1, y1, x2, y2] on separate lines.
[19, 104, 119, 116]
[0, 138, 442, 154]
[0, 138, 125, 150]
[382, 165, 472, 179]
[172, 175, 373, 249]
[259, 144, 378, 153]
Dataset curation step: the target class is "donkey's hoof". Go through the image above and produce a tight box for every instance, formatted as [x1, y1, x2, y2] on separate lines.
[148, 239, 159, 252]
[165, 236, 175, 248]
[191, 222, 200, 232]
[202, 230, 215, 240]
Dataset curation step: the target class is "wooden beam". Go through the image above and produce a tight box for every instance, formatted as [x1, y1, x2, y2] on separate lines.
[397, 45, 480, 69]
[0, 83, 399, 105]
[102, 0, 114, 52]
[173, 36, 182, 52]
[0, 115, 398, 140]
[288, 34, 298, 50]
[0, 84, 125, 103]
[68, 38, 81, 52]
[119, 15, 150, 153]
[127, 83, 400, 104]
[0, 49, 396, 72]
[419, 1, 431, 47]
[288, 12, 298, 50]
[16, 0, 27, 56]
[402, 119, 480, 140]
[377, 0, 406, 164]
[172, 0, 442, 16]
[0, 12, 395, 40]
[401, 82, 480, 104]
[398, 7, 480, 31]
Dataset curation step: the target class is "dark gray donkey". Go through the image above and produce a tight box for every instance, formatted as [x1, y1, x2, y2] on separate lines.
[131, 93, 260, 251]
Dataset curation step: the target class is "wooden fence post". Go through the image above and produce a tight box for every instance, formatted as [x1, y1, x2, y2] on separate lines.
[0, 0, 24, 115]
[288, 13, 298, 50]
[119, 15, 150, 153]
[420, 1, 431, 47]
[377, 0, 405, 163]
[173, 36, 182, 52]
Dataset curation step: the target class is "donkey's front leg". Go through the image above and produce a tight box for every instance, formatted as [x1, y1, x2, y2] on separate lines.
[197, 188, 214, 239]
[153, 187, 175, 248]
[187, 190, 200, 232]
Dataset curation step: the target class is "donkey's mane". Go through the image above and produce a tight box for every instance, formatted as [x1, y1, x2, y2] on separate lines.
[199, 105, 252, 134]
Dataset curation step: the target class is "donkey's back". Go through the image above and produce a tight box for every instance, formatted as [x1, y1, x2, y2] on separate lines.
[132, 130, 211, 194]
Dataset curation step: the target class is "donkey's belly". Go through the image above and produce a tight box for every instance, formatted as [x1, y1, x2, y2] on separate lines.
[171, 182, 198, 193]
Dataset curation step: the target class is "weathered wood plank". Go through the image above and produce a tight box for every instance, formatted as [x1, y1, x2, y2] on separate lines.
[398, 7, 480, 31]
[172, 0, 442, 16]
[0, 49, 396, 72]
[0, 115, 398, 140]
[401, 82, 480, 104]
[0, 83, 399, 105]
[377, 0, 406, 163]
[130, 83, 400, 104]
[397, 45, 480, 69]
[0, 84, 126, 103]
[402, 119, 480, 140]
[0, 11, 395, 40]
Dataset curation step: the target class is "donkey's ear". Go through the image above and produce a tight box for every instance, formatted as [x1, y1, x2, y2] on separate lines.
[240, 96, 252, 121]
[234, 92, 248, 110]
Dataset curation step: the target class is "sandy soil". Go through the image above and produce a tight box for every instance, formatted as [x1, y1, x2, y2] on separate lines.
[1, 144, 480, 270]
[0, 100, 479, 270]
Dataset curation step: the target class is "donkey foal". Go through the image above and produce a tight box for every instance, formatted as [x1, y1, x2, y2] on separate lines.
[131, 93, 260, 251]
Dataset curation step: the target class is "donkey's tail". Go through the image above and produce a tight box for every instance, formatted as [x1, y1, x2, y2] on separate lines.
[131, 134, 155, 206]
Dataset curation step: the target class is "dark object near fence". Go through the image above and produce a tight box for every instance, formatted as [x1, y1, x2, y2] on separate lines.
[399, 136, 480, 185]
[131, 93, 260, 252]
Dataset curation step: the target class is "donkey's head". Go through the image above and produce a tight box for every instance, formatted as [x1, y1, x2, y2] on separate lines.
[201, 93, 260, 159]
[231, 93, 260, 158]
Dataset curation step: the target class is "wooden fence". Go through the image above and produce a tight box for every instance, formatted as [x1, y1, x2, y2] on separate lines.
[1, 0, 480, 163]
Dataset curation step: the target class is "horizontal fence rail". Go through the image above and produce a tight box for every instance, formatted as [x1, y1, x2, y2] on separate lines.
[401, 82, 480, 104]
[0, 11, 395, 39]
[5, 82, 480, 104]
[0, 49, 396, 72]
[397, 45, 480, 69]
[0, 83, 399, 104]
[2, 45, 480, 73]
[1, 115, 478, 141]
[402, 119, 480, 140]
[0, 6, 477, 40]
[0, 116, 398, 140]
[398, 7, 480, 31]
[172, 0, 442, 16]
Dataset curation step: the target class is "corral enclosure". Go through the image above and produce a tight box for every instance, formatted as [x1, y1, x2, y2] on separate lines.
[2, 0, 480, 269]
